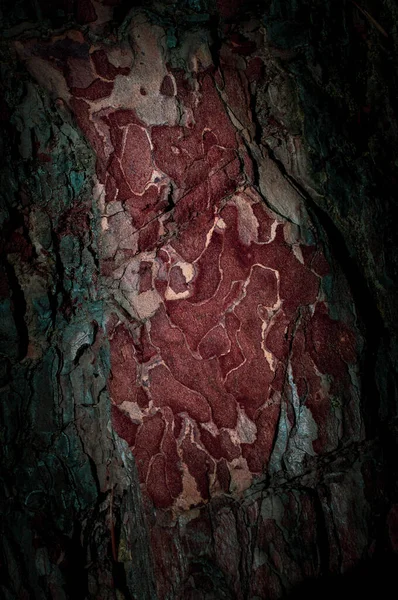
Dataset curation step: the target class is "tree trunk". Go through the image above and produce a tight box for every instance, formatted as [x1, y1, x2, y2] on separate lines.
[1, 1, 397, 599]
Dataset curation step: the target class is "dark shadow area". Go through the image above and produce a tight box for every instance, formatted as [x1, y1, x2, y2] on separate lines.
[285, 552, 398, 600]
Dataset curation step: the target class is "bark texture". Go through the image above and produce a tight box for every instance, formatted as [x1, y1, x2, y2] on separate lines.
[0, 1, 397, 599]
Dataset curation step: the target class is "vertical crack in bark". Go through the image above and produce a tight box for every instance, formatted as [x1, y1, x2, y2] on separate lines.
[208, 14, 222, 70]
[49, 228, 68, 324]
[305, 486, 331, 576]
[3, 259, 28, 360]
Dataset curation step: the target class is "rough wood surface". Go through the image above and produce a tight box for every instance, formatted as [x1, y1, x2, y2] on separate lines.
[1, 1, 397, 599]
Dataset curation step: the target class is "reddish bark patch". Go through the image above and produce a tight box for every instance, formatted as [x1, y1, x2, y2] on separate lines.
[71, 79, 114, 101]
[91, 49, 130, 80]
[65, 56, 95, 89]
[252, 204, 274, 242]
[219, 312, 244, 379]
[50, 34, 360, 512]
[149, 364, 211, 423]
[111, 405, 139, 447]
[135, 325, 157, 363]
[198, 325, 230, 360]
[184, 158, 210, 191]
[107, 124, 124, 157]
[311, 250, 331, 276]
[173, 414, 184, 440]
[265, 312, 292, 361]
[125, 186, 164, 226]
[307, 303, 356, 378]
[107, 154, 133, 199]
[202, 130, 218, 154]
[165, 298, 220, 353]
[216, 459, 231, 492]
[195, 75, 238, 150]
[139, 261, 153, 293]
[146, 455, 174, 509]
[173, 183, 209, 226]
[169, 265, 188, 294]
[171, 68, 196, 105]
[209, 167, 237, 204]
[138, 220, 160, 252]
[107, 109, 144, 128]
[134, 412, 165, 479]
[189, 230, 223, 304]
[171, 213, 213, 262]
[161, 429, 183, 499]
[225, 357, 272, 420]
[120, 124, 153, 194]
[200, 427, 240, 462]
[160, 75, 175, 97]
[152, 125, 191, 186]
[109, 325, 137, 405]
[181, 438, 213, 501]
[278, 252, 320, 314]
[242, 401, 281, 473]
[150, 306, 238, 429]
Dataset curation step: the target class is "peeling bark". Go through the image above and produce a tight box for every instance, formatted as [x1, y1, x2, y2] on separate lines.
[1, 1, 397, 599]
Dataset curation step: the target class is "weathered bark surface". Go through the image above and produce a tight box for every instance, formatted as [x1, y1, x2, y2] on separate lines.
[0, 32, 157, 600]
[0, 1, 397, 599]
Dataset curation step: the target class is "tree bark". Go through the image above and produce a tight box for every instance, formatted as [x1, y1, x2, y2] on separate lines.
[1, 1, 397, 599]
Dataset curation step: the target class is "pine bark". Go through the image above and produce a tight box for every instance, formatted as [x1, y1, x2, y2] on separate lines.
[1, 2, 397, 599]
